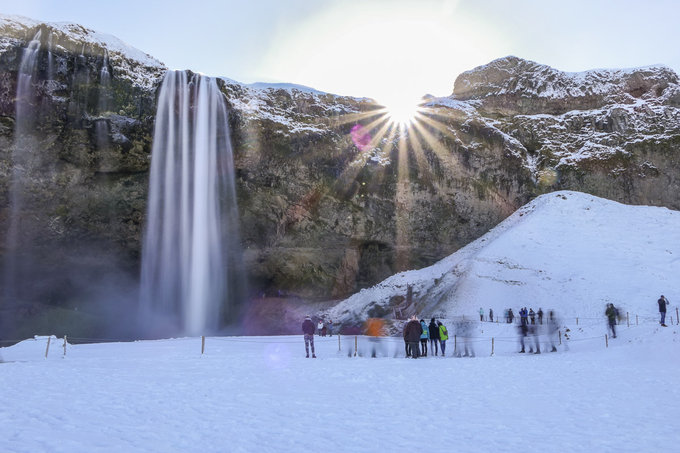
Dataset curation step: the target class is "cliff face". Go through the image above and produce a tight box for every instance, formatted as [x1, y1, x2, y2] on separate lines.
[0, 16, 164, 337]
[0, 17, 679, 337]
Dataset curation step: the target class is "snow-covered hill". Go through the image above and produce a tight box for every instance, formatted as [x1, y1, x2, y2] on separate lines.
[327, 191, 680, 326]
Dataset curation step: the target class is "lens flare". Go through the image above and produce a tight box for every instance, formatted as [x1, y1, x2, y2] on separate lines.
[350, 124, 372, 150]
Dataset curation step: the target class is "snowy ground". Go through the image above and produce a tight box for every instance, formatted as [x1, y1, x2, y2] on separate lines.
[1, 318, 678, 453]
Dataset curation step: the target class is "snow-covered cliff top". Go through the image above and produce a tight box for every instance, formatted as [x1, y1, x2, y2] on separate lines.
[453, 55, 679, 101]
[0, 14, 166, 90]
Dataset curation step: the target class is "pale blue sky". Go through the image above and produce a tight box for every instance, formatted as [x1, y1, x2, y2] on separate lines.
[1, 0, 679, 104]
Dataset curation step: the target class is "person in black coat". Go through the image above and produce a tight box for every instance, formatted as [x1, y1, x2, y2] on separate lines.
[404, 316, 422, 358]
[302, 315, 316, 358]
[658, 295, 670, 326]
[428, 318, 440, 356]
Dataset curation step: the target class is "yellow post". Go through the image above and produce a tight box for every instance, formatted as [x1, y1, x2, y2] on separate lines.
[201, 336, 205, 355]
[45, 336, 51, 359]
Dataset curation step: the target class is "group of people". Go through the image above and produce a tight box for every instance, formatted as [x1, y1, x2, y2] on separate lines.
[302, 295, 673, 358]
[402, 316, 448, 359]
[517, 309, 560, 353]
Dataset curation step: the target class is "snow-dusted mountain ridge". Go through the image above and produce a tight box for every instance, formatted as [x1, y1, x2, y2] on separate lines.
[326, 191, 680, 327]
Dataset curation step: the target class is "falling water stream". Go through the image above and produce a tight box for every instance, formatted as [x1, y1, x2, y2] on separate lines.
[139, 70, 241, 336]
[3, 30, 42, 301]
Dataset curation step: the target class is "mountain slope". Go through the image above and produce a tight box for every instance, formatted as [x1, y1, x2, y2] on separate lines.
[327, 191, 680, 324]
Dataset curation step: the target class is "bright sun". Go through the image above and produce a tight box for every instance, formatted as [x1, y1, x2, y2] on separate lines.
[382, 96, 422, 126]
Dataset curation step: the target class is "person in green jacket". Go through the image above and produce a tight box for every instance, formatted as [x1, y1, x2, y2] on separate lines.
[437, 321, 449, 357]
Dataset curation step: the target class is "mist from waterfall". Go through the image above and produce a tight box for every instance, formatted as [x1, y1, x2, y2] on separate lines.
[3, 30, 42, 302]
[139, 70, 243, 337]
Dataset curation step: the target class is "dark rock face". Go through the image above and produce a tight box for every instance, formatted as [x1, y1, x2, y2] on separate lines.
[1, 18, 679, 339]
[0, 18, 164, 339]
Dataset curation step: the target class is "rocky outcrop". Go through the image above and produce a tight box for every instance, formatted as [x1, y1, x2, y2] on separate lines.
[1, 17, 679, 338]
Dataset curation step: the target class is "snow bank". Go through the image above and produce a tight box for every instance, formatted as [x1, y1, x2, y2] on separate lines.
[327, 191, 680, 324]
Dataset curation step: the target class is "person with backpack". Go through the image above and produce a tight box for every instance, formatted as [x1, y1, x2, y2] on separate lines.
[302, 315, 316, 358]
[419, 319, 429, 356]
[438, 321, 449, 356]
[658, 295, 670, 326]
[428, 317, 440, 356]
[605, 303, 617, 338]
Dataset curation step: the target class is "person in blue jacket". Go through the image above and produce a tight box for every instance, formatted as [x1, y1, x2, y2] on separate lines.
[419, 319, 429, 356]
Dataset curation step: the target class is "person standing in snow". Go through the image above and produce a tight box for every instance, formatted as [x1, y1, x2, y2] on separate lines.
[520, 307, 528, 326]
[538, 308, 544, 325]
[605, 303, 617, 339]
[403, 321, 411, 357]
[419, 319, 429, 356]
[518, 322, 528, 353]
[404, 316, 422, 359]
[658, 295, 670, 326]
[428, 318, 440, 356]
[302, 316, 316, 358]
[489, 309, 494, 323]
[529, 308, 536, 325]
[508, 308, 515, 324]
[317, 319, 324, 336]
[438, 321, 448, 356]
[327, 319, 333, 336]
[547, 310, 559, 352]
[479, 307, 484, 322]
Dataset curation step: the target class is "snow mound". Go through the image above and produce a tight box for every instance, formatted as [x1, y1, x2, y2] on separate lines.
[327, 191, 680, 324]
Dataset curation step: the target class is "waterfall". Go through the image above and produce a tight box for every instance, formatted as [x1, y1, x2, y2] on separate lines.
[3, 30, 42, 302]
[95, 51, 111, 150]
[139, 70, 242, 336]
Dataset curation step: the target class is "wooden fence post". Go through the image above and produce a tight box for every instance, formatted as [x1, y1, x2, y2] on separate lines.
[201, 336, 205, 355]
[45, 336, 51, 359]
[454, 335, 457, 354]
[354, 336, 357, 357]
[491, 337, 495, 356]
[338, 334, 341, 352]
[676, 307, 679, 325]
[559, 330, 561, 345]
[605, 334, 608, 348]
[576, 317, 579, 325]
[63, 335, 67, 357]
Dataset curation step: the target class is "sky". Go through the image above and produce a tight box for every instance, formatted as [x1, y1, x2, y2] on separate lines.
[2, 0, 680, 107]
